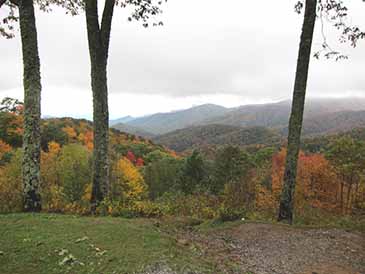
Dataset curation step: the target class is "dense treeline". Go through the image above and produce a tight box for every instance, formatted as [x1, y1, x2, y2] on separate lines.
[153, 124, 282, 153]
[1, 100, 364, 222]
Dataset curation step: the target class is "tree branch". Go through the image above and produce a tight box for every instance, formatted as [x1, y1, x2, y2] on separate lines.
[100, 0, 115, 62]
[9, 0, 18, 6]
[0, 0, 6, 8]
[85, 0, 102, 63]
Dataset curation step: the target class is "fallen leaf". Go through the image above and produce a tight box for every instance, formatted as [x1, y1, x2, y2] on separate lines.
[75, 236, 89, 243]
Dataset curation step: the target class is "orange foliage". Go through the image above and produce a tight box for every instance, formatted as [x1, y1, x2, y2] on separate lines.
[0, 140, 11, 160]
[257, 149, 340, 214]
[78, 130, 94, 151]
[62, 126, 77, 141]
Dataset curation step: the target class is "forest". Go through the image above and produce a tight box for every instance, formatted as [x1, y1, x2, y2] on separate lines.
[1, 98, 365, 222]
[0, 0, 365, 273]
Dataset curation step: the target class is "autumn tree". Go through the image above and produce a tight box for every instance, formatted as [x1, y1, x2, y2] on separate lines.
[212, 146, 253, 194]
[278, 0, 365, 223]
[0, 0, 43, 211]
[265, 149, 340, 215]
[325, 137, 365, 214]
[0, 0, 80, 212]
[179, 150, 205, 194]
[84, 0, 165, 210]
[111, 157, 147, 201]
[144, 155, 183, 200]
[0, 97, 23, 148]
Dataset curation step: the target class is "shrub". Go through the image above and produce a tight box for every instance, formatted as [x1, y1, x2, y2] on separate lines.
[0, 150, 22, 212]
[58, 144, 91, 203]
[217, 206, 246, 222]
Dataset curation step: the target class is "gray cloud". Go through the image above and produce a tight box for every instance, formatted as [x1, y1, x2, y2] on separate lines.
[0, 0, 364, 115]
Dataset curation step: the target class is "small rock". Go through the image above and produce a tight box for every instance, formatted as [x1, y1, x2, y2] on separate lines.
[75, 236, 89, 243]
[58, 249, 68, 256]
[177, 239, 189, 246]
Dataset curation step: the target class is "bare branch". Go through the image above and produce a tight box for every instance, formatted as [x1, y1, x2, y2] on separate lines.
[9, 0, 18, 6]
[0, 0, 7, 8]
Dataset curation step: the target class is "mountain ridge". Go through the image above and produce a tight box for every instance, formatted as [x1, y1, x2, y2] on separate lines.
[110, 97, 365, 138]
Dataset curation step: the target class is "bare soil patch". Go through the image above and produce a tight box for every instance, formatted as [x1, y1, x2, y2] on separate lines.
[175, 222, 365, 274]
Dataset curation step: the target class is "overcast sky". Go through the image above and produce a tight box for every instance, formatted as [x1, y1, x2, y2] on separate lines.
[0, 0, 364, 119]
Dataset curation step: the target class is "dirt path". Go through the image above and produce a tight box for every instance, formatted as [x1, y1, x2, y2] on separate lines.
[175, 223, 365, 274]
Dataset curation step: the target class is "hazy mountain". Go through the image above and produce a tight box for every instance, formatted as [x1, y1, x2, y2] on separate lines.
[110, 116, 135, 126]
[153, 124, 282, 152]
[111, 98, 365, 140]
[124, 104, 229, 135]
[201, 98, 365, 129]
[112, 123, 155, 139]
[300, 110, 365, 136]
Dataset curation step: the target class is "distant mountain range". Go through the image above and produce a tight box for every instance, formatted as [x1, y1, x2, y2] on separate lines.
[112, 123, 156, 139]
[110, 97, 365, 151]
[123, 104, 229, 135]
[109, 116, 136, 126]
[153, 124, 282, 152]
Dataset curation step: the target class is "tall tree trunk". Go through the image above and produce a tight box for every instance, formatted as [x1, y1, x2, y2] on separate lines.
[278, 0, 317, 224]
[85, 0, 115, 210]
[19, 0, 42, 212]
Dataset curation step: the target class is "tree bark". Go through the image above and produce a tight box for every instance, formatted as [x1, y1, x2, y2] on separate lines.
[340, 180, 344, 213]
[346, 183, 352, 214]
[19, 0, 42, 212]
[278, 0, 317, 224]
[85, 0, 115, 210]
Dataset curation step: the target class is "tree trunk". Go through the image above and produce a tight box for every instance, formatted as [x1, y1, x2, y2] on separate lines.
[85, 0, 115, 210]
[346, 183, 352, 214]
[340, 180, 344, 213]
[19, 0, 42, 212]
[278, 0, 317, 224]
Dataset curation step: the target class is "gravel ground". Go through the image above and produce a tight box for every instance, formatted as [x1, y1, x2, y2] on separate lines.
[174, 223, 365, 274]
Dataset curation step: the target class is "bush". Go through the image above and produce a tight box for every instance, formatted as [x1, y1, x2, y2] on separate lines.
[96, 200, 164, 218]
[0, 150, 22, 212]
[158, 192, 220, 219]
[58, 144, 91, 203]
[217, 206, 246, 222]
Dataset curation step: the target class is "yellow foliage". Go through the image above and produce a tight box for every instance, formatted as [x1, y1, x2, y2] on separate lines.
[112, 157, 147, 201]
[82, 183, 92, 202]
[62, 126, 77, 141]
[48, 141, 61, 155]
[0, 151, 22, 212]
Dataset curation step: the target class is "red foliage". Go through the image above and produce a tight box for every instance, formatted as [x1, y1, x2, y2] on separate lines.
[126, 151, 136, 164]
[136, 157, 144, 167]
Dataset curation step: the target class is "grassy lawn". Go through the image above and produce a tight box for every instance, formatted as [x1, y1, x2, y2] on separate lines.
[0, 214, 214, 274]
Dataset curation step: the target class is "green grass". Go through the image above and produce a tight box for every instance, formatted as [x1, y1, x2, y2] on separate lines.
[0, 214, 214, 274]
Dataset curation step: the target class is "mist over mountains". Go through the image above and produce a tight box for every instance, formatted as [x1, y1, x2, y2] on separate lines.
[109, 97, 365, 151]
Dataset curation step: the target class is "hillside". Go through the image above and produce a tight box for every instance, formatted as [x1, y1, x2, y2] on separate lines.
[302, 127, 365, 153]
[112, 122, 156, 139]
[153, 124, 282, 152]
[0, 115, 169, 160]
[109, 116, 135, 126]
[119, 104, 229, 135]
[110, 98, 365, 137]
[300, 110, 365, 136]
[201, 98, 365, 130]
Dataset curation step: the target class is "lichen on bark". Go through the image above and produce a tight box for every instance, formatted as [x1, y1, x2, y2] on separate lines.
[85, 0, 115, 210]
[19, 0, 42, 212]
[278, 0, 317, 224]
